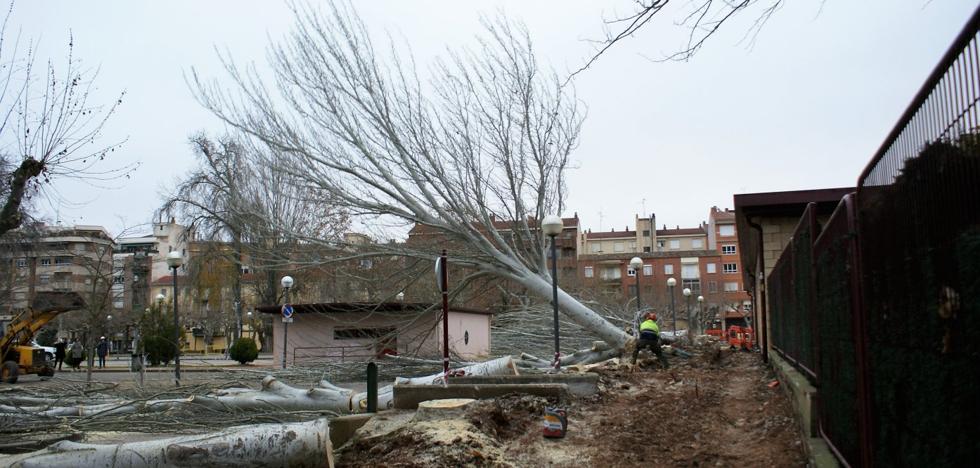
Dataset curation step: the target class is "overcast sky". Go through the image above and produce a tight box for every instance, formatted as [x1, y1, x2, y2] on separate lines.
[8, 0, 976, 237]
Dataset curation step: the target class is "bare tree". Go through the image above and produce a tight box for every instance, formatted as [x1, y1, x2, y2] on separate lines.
[568, 0, 785, 81]
[162, 133, 350, 342]
[0, 3, 136, 236]
[190, 2, 633, 353]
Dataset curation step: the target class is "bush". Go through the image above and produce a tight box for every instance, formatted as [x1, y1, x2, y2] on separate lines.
[139, 311, 177, 366]
[229, 338, 259, 365]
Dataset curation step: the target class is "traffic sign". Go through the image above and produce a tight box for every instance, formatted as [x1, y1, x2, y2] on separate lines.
[281, 304, 294, 318]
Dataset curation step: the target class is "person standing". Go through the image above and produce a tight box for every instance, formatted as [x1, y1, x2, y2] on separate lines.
[96, 336, 109, 369]
[53, 337, 67, 371]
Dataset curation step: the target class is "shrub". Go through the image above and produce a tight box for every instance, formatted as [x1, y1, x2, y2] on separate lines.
[229, 338, 259, 365]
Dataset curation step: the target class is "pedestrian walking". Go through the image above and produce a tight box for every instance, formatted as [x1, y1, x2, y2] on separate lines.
[68, 339, 83, 371]
[54, 337, 67, 371]
[96, 336, 109, 369]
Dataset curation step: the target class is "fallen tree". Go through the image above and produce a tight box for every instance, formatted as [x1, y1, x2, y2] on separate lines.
[0, 418, 333, 468]
[190, 1, 634, 355]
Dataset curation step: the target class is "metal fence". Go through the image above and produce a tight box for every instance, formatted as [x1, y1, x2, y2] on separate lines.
[765, 6, 980, 466]
[855, 6, 980, 466]
[767, 203, 820, 381]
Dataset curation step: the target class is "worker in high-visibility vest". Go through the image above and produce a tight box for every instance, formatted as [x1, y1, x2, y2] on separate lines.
[631, 312, 669, 368]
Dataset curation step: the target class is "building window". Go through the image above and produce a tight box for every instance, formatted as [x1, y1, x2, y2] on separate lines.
[584, 266, 594, 278]
[601, 267, 621, 280]
[241, 265, 251, 274]
[708, 281, 718, 293]
[627, 284, 637, 296]
[562, 248, 575, 258]
[656, 240, 665, 249]
[724, 282, 740, 292]
[664, 264, 674, 275]
[706, 263, 717, 274]
[15, 258, 27, 268]
[692, 239, 703, 249]
[643, 264, 653, 276]
[160, 289, 167, 296]
[627, 267, 637, 277]
[614, 242, 624, 252]
[723, 263, 738, 273]
[722, 245, 736, 255]
[112, 276, 124, 284]
[669, 239, 680, 250]
[40, 258, 51, 266]
[643, 246, 651, 252]
[642, 230, 650, 237]
[719, 225, 735, 237]
[39, 274, 50, 285]
[334, 327, 394, 340]
[591, 243, 601, 253]
[628, 242, 635, 251]
[74, 243, 86, 252]
[683, 279, 701, 295]
[54, 257, 72, 266]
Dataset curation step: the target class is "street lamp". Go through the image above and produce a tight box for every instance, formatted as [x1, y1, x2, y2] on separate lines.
[667, 277, 677, 338]
[280, 275, 294, 370]
[629, 257, 643, 335]
[697, 295, 705, 335]
[683, 287, 692, 343]
[166, 251, 183, 385]
[542, 215, 564, 370]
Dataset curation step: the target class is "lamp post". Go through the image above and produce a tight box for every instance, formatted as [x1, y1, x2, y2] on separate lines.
[165, 251, 183, 385]
[630, 257, 643, 335]
[542, 215, 564, 370]
[683, 287, 692, 343]
[667, 277, 677, 337]
[697, 295, 704, 335]
[280, 275, 294, 370]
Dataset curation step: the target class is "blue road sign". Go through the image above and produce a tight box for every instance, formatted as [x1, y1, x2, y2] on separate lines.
[282, 304, 294, 318]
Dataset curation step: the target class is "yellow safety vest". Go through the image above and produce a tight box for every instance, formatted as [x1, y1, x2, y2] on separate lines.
[640, 319, 660, 334]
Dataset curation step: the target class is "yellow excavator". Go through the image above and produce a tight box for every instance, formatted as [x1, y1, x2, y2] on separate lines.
[1, 292, 85, 384]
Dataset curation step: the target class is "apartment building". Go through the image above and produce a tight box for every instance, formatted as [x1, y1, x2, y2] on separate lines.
[0, 224, 116, 335]
[576, 208, 749, 329]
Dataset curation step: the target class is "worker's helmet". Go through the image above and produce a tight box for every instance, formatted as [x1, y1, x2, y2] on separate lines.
[646, 312, 657, 321]
[100, 336, 105, 340]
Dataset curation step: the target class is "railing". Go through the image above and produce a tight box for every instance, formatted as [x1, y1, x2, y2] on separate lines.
[292, 345, 378, 366]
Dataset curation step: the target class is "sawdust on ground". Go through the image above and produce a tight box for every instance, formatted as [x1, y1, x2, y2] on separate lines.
[335, 343, 807, 467]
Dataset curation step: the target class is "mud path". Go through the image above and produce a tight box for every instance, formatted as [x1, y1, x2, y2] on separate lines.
[337, 346, 807, 467]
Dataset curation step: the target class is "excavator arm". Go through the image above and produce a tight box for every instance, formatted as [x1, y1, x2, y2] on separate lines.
[0, 292, 86, 356]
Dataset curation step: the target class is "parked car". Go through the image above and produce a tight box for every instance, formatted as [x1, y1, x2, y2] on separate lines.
[30, 341, 56, 362]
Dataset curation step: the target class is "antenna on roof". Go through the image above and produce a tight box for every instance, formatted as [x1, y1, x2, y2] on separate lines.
[598, 208, 604, 231]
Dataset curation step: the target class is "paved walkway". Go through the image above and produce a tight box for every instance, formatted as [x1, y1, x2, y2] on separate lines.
[61, 353, 276, 372]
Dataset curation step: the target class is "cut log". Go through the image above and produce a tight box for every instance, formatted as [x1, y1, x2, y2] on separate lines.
[351, 356, 519, 412]
[0, 418, 334, 468]
[190, 376, 353, 413]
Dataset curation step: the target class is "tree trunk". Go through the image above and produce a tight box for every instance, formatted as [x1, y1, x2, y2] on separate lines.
[0, 159, 44, 237]
[189, 376, 353, 413]
[519, 273, 632, 349]
[0, 418, 333, 468]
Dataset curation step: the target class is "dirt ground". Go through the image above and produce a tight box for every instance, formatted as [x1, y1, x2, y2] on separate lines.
[336, 344, 807, 467]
